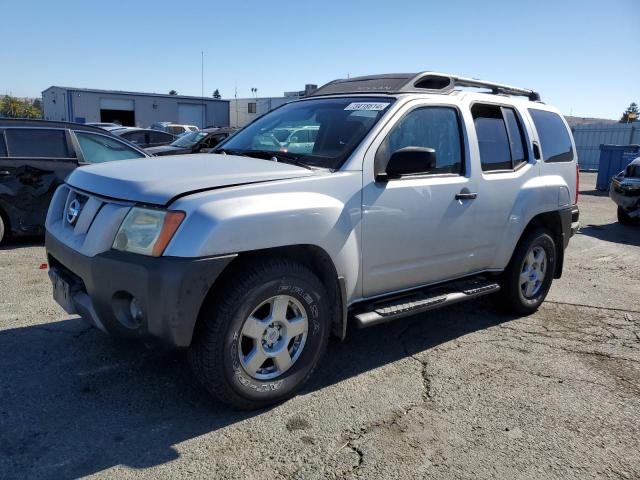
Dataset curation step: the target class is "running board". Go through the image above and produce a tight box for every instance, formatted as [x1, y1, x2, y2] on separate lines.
[354, 280, 500, 328]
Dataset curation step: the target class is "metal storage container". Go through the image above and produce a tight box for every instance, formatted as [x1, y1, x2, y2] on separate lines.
[596, 144, 640, 190]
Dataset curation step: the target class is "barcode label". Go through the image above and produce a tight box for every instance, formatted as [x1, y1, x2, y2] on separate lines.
[344, 102, 389, 111]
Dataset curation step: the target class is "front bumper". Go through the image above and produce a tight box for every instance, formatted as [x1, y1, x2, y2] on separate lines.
[610, 186, 640, 211]
[45, 233, 235, 347]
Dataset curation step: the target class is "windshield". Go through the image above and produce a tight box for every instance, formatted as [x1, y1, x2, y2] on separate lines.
[215, 97, 394, 169]
[171, 131, 207, 147]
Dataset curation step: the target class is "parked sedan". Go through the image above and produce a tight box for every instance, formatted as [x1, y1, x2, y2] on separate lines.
[0, 119, 149, 243]
[112, 127, 176, 148]
[610, 157, 640, 224]
[145, 127, 237, 156]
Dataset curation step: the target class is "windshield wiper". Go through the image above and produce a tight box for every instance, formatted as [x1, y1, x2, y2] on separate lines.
[239, 150, 315, 170]
[214, 148, 250, 157]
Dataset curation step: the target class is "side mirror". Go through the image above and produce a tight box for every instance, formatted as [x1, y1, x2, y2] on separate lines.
[378, 147, 437, 180]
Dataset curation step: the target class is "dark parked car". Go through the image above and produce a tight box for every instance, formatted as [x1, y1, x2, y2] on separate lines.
[145, 127, 237, 156]
[111, 127, 176, 148]
[0, 119, 149, 243]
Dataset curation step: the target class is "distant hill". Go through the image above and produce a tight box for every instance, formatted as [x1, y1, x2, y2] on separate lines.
[565, 116, 618, 127]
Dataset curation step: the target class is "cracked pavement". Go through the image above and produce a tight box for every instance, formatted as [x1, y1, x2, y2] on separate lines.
[0, 173, 639, 479]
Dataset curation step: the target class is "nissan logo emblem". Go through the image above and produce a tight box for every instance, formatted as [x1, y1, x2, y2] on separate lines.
[67, 199, 82, 225]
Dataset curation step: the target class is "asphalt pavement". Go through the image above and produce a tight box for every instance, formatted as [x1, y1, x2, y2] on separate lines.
[0, 173, 638, 479]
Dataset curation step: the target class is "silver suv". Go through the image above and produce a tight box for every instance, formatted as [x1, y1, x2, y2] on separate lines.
[45, 72, 580, 409]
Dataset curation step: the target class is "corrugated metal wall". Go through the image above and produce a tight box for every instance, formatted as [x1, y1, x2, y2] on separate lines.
[571, 123, 640, 170]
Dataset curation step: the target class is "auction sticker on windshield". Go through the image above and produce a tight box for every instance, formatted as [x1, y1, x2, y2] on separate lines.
[344, 102, 390, 111]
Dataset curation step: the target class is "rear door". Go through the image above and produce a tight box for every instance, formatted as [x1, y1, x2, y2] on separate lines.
[0, 128, 77, 234]
[468, 102, 538, 269]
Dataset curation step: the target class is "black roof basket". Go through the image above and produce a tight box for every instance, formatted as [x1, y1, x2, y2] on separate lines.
[309, 71, 541, 102]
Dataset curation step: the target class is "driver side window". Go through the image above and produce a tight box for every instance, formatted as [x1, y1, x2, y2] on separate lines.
[386, 107, 463, 175]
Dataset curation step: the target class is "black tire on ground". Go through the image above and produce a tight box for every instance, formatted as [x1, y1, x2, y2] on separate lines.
[496, 228, 556, 316]
[188, 258, 331, 410]
[617, 206, 634, 225]
[0, 214, 5, 245]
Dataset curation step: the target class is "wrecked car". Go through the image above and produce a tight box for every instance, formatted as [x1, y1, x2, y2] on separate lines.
[610, 157, 640, 225]
[0, 119, 148, 243]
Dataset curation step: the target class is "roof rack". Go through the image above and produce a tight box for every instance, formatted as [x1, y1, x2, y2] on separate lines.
[309, 71, 541, 102]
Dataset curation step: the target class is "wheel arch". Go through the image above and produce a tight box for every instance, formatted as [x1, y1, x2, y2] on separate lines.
[511, 210, 565, 279]
[193, 244, 347, 345]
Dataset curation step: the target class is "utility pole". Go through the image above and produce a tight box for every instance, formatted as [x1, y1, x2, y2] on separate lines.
[201, 51, 205, 128]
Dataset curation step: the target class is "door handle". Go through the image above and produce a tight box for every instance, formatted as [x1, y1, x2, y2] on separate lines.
[0, 170, 10, 176]
[455, 191, 478, 200]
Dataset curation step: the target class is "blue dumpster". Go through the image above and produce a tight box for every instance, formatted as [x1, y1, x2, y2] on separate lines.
[596, 144, 640, 190]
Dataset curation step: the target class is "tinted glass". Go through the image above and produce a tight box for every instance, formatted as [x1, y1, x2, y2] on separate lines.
[5, 129, 72, 158]
[502, 108, 526, 166]
[150, 131, 173, 143]
[75, 132, 145, 163]
[528, 109, 573, 162]
[124, 131, 147, 145]
[171, 131, 207, 147]
[472, 105, 512, 171]
[0, 134, 6, 157]
[218, 97, 393, 169]
[386, 107, 463, 174]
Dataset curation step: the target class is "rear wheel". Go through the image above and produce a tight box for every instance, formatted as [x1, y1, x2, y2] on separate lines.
[496, 228, 556, 315]
[617, 206, 634, 225]
[188, 258, 330, 410]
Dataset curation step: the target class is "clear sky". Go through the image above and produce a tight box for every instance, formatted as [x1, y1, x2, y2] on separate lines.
[2, 0, 638, 119]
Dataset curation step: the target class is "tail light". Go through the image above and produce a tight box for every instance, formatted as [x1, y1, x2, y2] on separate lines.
[575, 163, 580, 204]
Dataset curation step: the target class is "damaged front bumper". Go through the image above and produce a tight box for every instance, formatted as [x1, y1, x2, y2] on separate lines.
[45, 233, 236, 348]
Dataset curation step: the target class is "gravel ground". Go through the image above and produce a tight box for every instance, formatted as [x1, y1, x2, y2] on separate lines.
[0, 173, 638, 479]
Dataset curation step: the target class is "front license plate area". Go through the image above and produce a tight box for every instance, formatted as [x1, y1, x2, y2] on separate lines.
[49, 269, 77, 314]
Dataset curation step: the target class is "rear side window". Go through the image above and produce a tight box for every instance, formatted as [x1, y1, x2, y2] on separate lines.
[123, 131, 147, 145]
[0, 134, 6, 157]
[386, 106, 463, 175]
[528, 109, 573, 162]
[150, 131, 173, 143]
[5, 129, 73, 158]
[472, 104, 527, 172]
[75, 132, 145, 163]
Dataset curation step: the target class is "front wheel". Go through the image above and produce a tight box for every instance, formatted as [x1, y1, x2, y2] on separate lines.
[496, 228, 556, 315]
[188, 258, 330, 410]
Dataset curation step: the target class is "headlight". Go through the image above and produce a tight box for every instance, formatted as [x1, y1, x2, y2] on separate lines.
[113, 207, 185, 257]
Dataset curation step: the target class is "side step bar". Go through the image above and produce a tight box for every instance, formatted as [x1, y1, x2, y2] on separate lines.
[354, 280, 500, 328]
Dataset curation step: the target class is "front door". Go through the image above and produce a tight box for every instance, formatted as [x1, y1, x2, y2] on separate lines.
[362, 103, 481, 298]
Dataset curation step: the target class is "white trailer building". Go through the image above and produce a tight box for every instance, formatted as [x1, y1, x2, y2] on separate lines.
[42, 86, 230, 128]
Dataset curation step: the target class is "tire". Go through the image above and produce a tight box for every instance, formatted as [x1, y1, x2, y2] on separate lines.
[0, 214, 5, 245]
[188, 258, 331, 410]
[496, 228, 556, 315]
[617, 206, 634, 225]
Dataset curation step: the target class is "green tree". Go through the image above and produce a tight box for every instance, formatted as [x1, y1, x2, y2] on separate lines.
[0, 95, 42, 119]
[169, 90, 178, 95]
[212, 89, 221, 99]
[619, 102, 639, 123]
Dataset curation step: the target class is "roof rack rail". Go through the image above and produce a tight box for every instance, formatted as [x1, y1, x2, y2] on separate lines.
[309, 71, 541, 102]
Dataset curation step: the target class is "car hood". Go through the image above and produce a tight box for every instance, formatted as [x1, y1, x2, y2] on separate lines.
[66, 154, 316, 205]
[145, 145, 189, 156]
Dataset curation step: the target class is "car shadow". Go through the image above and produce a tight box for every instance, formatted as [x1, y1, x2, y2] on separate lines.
[0, 301, 515, 479]
[0, 236, 44, 250]
[579, 188, 608, 197]
[579, 222, 640, 246]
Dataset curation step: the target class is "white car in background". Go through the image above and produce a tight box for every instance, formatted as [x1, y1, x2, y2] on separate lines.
[149, 122, 199, 136]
